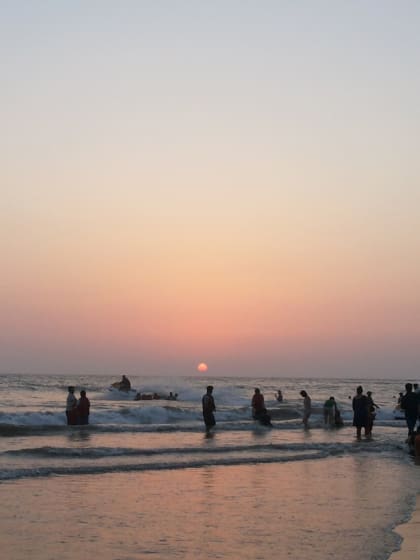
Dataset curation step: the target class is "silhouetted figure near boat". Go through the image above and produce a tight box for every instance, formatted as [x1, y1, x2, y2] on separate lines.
[400, 383, 419, 437]
[352, 386, 369, 439]
[202, 385, 216, 432]
[77, 390, 90, 425]
[120, 375, 131, 391]
[111, 375, 131, 392]
[300, 390, 311, 428]
[66, 386, 77, 426]
[252, 388, 272, 426]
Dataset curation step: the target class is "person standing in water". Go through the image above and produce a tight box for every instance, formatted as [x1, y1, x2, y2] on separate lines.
[65, 386, 77, 426]
[300, 390, 311, 428]
[400, 383, 419, 437]
[352, 385, 369, 439]
[323, 396, 336, 426]
[252, 388, 272, 426]
[77, 390, 90, 425]
[202, 385, 216, 432]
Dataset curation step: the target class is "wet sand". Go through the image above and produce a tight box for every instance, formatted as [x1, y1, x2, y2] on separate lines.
[0, 456, 416, 560]
[389, 494, 420, 560]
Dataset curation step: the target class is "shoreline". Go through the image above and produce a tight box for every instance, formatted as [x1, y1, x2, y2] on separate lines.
[389, 494, 420, 559]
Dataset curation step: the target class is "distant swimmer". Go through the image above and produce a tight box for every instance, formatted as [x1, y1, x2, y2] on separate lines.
[202, 385, 216, 432]
[275, 390, 283, 402]
[300, 390, 311, 428]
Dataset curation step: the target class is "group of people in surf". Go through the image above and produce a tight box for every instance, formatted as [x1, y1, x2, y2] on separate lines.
[202, 386, 344, 431]
[65, 386, 90, 425]
[351, 382, 420, 449]
[65, 380, 420, 453]
[297, 390, 345, 429]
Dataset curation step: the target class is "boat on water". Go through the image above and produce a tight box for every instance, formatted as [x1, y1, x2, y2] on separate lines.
[134, 391, 178, 401]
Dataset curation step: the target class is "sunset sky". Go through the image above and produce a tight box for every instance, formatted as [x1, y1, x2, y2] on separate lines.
[2, 1, 419, 378]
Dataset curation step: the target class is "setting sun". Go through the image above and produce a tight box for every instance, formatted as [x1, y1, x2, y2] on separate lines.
[197, 362, 208, 372]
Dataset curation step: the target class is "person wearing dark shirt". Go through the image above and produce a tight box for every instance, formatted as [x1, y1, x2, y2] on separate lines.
[352, 386, 369, 439]
[77, 390, 90, 425]
[400, 383, 419, 436]
[202, 385, 216, 432]
[252, 388, 272, 426]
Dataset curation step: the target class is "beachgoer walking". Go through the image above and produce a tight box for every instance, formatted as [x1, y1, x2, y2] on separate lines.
[202, 385, 216, 432]
[77, 390, 90, 425]
[400, 383, 419, 437]
[323, 396, 336, 426]
[66, 386, 77, 426]
[352, 386, 369, 439]
[275, 390, 283, 402]
[300, 390, 311, 428]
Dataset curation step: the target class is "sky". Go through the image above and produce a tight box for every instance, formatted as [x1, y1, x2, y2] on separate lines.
[1, 1, 420, 378]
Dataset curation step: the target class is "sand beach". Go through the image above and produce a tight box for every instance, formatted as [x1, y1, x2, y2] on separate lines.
[1, 456, 418, 560]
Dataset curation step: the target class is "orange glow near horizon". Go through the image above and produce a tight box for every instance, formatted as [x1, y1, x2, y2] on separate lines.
[197, 362, 208, 372]
[2, 4, 420, 377]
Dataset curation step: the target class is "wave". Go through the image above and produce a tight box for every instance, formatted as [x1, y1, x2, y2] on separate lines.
[3, 439, 404, 459]
[0, 415, 407, 439]
[0, 401, 404, 426]
[0, 439, 407, 482]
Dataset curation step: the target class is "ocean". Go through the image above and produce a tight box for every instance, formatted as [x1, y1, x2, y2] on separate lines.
[0, 374, 419, 560]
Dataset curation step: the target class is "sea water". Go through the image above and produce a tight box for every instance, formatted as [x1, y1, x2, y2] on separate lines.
[0, 374, 419, 560]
